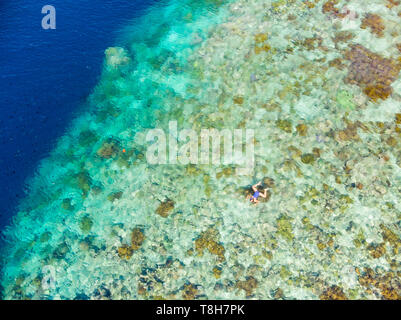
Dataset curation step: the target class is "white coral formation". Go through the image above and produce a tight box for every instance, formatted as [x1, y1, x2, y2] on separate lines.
[105, 47, 131, 69]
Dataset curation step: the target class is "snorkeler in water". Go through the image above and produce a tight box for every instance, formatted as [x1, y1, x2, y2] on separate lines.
[246, 181, 269, 204]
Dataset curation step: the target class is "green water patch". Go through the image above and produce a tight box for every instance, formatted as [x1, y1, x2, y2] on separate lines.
[336, 90, 355, 110]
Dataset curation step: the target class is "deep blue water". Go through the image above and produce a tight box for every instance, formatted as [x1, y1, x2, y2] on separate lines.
[0, 1, 157, 230]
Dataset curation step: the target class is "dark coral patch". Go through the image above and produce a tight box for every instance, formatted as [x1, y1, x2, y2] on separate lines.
[156, 199, 175, 218]
[344, 44, 400, 102]
[361, 13, 385, 37]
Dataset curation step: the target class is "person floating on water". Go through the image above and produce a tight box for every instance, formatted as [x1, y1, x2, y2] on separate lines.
[246, 181, 269, 204]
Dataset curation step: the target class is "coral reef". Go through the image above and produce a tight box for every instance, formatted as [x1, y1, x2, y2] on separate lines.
[358, 268, 401, 300]
[78, 130, 99, 147]
[117, 245, 133, 260]
[322, 0, 347, 19]
[195, 229, 225, 262]
[156, 199, 175, 218]
[80, 216, 93, 233]
[107, 191, 123, 202]
[319, 286, 348, 300]
[2, 0, 401, 301]
[131, 228, 145, 250]
[182, 283, 198, 300]
[344, 44, 400, 102]
[236, 276, 258, 297]
[96, 138, 121, 159]
[361, 13, 385, 37]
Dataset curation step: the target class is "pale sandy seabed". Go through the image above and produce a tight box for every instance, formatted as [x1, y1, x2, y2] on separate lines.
[1, 0, 401, 300]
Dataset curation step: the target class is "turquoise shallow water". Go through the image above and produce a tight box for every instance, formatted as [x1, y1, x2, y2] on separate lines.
[2, 0, 401, 300]
[0, 0, 158, 228]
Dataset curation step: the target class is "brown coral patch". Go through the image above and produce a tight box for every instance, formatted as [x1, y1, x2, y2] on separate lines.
[273, 288, 284, 299]
[254, 44, 271, 54]
[344, 44, 400, 102]
[296, 123, 308, 136]
[386, 136, 398, 147]
[156, 199, 175, 218]
[276, 119, 292, 133]
[107, 191, 123, 202]
[96, 138, 121, 159]
[236, 276, 258, 297]
[367, 243, 387, 259]
[381, 224, 401, 254]
[74, 171, 93, 197]
[304, 1, 315, 9]
[361, 13, 385, 37]
[302, 36, 323, 51]
[287, 14, 296, 21]
[254, 33, 268, 44]
[194, 229, 225, 262]
[61, 198, 74, 211]
[78, 130, 99, 147]
[336, 121, 362, 141]
[301, 153, 315, 164]
[319, 285, 348, 300]
[329, 58, 345, 70]
[358, 268, 401, 300]
[332, 31, 355, 45]
[213, 266, 222, 279]
[386, 0, 400, 9]
[364, 84, 393, 102]
[262, 176, 275, 188]
[322, 1, 347, 18]
[117, 244, 133, 260]
[131, 227, 145, 250]
[182, 283, 198, 300]
[233, 96, 244, 105]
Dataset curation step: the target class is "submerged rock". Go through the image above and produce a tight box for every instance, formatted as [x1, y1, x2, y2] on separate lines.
[319, 285, 347, 300]
[117, 228, 145, 260]
[182, 283, 198, 300]
[367, 243, 387, 259]
[131, 228, 145, 250]
[358, 268, 401, 300]
[233, 96, 244, 105]
[78, 130, 99, 147]
[96, 138, 121, 159]
[156, 199, 175, 218]
[117, 244, 133, 260]
[213, 266, 222, 279]
[236, 276, 258, 297]
[107, 191, 123, 202]
[276, 119, 292, 133]
[79, 216, 93, 233]
[344, 44, 400, 102]
[39, 232, 51, 243]
[74, 293, 90, 300]
[71, 171, 93, 197]
[296, 123, 308, 136]
[53, 242, 70, 260]
[194, 229, 225, 262]
[301, 153, 315, 164]
[262, 177, 275, 188]
[61, 198, 75, 211]
[361, 13, 385, 37]
[276, 214, 294, 242]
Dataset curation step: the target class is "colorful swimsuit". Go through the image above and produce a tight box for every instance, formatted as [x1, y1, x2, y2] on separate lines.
[250, 191, 259, 201]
